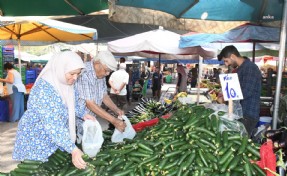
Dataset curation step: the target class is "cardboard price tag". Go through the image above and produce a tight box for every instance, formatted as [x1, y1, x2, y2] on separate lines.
[219, 73, 243, 101]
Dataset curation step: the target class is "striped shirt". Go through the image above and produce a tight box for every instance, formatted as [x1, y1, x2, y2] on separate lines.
[75, 61, 107, 117]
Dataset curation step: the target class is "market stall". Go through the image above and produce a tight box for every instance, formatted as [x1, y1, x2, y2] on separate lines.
[1, 93, 277, 175]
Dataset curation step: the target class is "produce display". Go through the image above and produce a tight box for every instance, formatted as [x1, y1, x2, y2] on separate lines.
[1, 104, 265, 176]
[126, 98, 173, 124]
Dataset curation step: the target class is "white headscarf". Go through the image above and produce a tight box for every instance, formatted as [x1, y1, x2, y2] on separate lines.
[36, 51, 85, 142]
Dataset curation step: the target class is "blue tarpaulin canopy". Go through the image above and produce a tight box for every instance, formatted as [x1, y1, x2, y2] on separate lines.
[179, 24, 280, 48]
[109, 0, 283, 33]
[130, 57, 223, 65]
[114, 0, 283, 21]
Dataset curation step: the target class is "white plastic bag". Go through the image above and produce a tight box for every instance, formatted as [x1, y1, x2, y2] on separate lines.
[82, 120, 104, 157]
[0, 82, 3, 96]
[111, 116, 136, 143]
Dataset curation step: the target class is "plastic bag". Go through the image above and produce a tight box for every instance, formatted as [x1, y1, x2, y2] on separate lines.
[178, 97, 193, 105]
[232, 100, 243, 119]
[82, 120, 104, 157]
[255, 141, 276, 176]
[204, 103, 228, 112]
[112, 116, 136, 143]
[204, 102, 242, 120]
[218, 115, 248, 136]
[0, 82, 3, 96]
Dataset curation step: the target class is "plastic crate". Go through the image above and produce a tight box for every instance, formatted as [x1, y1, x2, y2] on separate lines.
[26, 70, 36, 79]
[0, 100, 9, 122]
[3, 57, 14, 62]
[132, 113, 172, 132]
[26, 77, 36, 84]
[2, 46, 14, 53]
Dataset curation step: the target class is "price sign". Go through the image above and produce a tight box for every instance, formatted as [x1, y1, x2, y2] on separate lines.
[219, 73, 243, 101]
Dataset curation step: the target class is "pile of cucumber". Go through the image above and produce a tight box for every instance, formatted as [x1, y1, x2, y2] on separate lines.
[1, 104, 265, 176]
[98, 105, 265, 175]
[1, 149, 96, 176]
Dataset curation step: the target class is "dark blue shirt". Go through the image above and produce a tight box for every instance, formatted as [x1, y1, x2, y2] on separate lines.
[237, 59, 262, 119]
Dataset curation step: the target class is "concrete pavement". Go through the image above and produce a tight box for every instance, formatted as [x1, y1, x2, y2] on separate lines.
[0, 122, 20, 173]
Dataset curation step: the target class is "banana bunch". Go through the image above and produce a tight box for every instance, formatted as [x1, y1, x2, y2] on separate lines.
[176, 92, 188, 98]
[209, 92, 218, 101]
[164, 98, 173, 105]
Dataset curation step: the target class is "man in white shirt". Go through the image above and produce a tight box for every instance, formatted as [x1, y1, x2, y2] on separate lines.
[109, 63, 129, 111]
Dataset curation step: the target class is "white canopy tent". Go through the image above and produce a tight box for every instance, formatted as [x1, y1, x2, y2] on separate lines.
[14, 51, 39, 62]
[108, 28, 217, 60]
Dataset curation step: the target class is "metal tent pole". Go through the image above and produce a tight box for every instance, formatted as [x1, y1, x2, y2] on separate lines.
[272, 0, 287, 129]
[196, 56, 203, 105]
[17, 39, 22, 75]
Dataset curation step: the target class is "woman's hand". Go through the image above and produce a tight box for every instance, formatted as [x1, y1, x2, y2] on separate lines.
[83, 114, 96, 121]
[71, 148, 86, 169]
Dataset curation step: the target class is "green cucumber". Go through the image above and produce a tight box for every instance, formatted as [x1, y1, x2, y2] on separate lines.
[138, 143, 154, 153]
[199, 138, 217, 150]
[64, 167, 79, 176]
[211, 115, 219, 132]
[22, 160, 42, 165]
[106, 158, 124, 172]
[205, 152, 218, 163]
[139, 155, 159, 166]
[237, 137, 248, 155]
[252, 163, 266, 176]
[90, 160, 109, 166]
[17, 163, 40, 170]
[77, 166, 94, 176]
[219, 150, 233, 165]
[220, 156, 233, 173]
[158, 158, 169, 170]
[113, 169, 134, 176]
[177, 151, 192, 166]
[228, 156, 241, 170]
[56, 164, 71, 176]
[244, 162, 252, 176]
[194, 127, 215, 137]
[14, 168, 36, 175]
[222, 131, 228, 147]
[246, 145, 260, 158]
[165, 150, 182, 158]
[198, 150, 208, 167]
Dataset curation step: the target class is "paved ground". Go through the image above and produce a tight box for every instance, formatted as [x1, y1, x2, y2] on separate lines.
[0, 83, 177, 173]
[0, 122, 20, 173]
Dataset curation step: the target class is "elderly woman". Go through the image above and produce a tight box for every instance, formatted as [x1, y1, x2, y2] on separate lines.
[0, 62, 26, 122]
[13, 51, 95, 169]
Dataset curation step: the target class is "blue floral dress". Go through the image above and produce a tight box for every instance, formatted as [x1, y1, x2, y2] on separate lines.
[13, 78, 85, 161]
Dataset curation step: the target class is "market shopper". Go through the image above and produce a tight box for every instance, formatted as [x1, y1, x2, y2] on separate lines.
[176, 64, 187, 93]
[109, 63, 129, 110]
[75, 50, 126, 134]
[189, 64, 198, 88]
[152, 66, 163, 100]
[0, 63, 26, 122]
[218, 45, 262, 135]
[13, 51, 94, 169]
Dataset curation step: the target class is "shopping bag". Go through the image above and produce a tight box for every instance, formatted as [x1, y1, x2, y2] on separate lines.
[0, 82, 3, 96]
[112, 116, 136, 143]
[82, 120, 104, 157]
